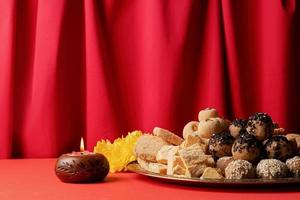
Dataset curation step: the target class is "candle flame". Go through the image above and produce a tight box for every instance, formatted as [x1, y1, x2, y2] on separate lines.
[80, 137, 85, 152]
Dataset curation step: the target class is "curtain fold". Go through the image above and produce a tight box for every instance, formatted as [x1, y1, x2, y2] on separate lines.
[0, 0, 299, 158]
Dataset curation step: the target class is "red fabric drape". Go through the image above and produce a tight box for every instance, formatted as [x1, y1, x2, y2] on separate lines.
[0, 0, 300, 158]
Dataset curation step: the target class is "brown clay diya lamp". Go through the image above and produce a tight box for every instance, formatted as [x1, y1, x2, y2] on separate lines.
[55, 137, 109, 183]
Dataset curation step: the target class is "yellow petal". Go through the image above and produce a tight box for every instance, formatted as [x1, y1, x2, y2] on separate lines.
[94, 130, 143, 173]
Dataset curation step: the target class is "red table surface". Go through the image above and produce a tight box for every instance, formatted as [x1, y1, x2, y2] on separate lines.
[0, 159, 299, 200]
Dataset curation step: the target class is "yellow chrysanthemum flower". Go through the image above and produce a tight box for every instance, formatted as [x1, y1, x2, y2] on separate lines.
[93, 130, 143, 173]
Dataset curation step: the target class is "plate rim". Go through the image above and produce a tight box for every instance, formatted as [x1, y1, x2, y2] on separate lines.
[127, 162, 300, 186]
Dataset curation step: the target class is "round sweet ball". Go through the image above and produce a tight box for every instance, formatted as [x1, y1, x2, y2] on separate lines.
[198, 108, 218, 121]
[286, 133, 300, 155]
[286, 156, 300, 177]
[217, 156, 234, 174]
[232, 133, 262, 163]
[246, 113, 274, 141]
[229, 119, 248, 138]
[182, 121, 199, 139]
[264, 135, 293, 161]
[225, 159, 255, 179]
[216, 117, 230, 132]
[208, 132, 234, 159]
[256, 159, 289, 179]
[198, 118, 222, 139]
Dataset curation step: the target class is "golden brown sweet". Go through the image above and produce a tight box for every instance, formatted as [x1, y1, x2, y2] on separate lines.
[286, 133, 300, 155]
[167, 155, 186, 177]
[156, 145, 179, 164]
[198, 108, 218, 121]
[264, 135, 293, 161]
[225, 160, 255, 179]
[178, 145, 215, 177]
[166, 145, 215, 178]
[180, 134, 208, 153]
[153, 127, 183, 145]
[208, 132, 234, 159]
[182, 121, 199, 139]
[135, 134, 169, 162]
[137, 158, 167, 175]
[198, 118, 222, 139]
[256, 159, 289, 179]
[246, 113, 274, 141]
[215, 117, 230, 132]
[229, 119, 248, 138]
[200, 167, 224, 179]
[232, 134, 262, 163]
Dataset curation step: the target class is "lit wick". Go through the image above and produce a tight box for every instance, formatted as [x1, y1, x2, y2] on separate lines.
[80, 137, 85, 152]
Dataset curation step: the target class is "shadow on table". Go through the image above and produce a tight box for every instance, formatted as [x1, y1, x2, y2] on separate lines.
[103, 176, 121, 183]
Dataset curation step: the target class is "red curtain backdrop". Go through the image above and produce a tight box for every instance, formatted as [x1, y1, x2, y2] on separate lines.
[0, 0, 300, 158]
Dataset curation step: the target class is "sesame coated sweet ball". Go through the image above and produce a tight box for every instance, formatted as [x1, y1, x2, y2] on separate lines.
[286, 156, 300, 177]
[256, 159, 289, 179]
[225, 159, 255, 179]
